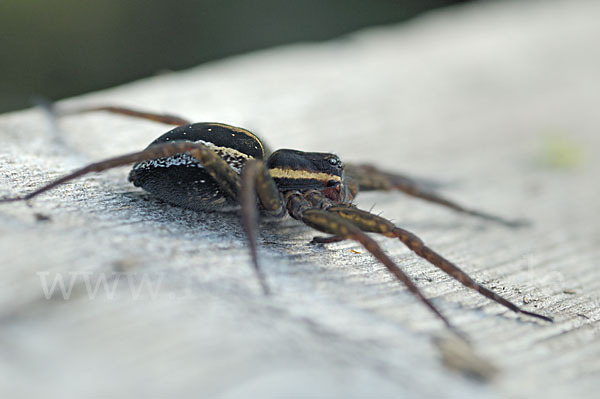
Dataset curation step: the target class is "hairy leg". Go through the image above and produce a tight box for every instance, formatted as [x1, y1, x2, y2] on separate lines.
[286, 191, 461, 334]
[324, 205, 552, 322]
[62, 105, 192, 126]
[344, 163, 527, 227]
[0, 141, 240, 203]
[240, 159, 286, 294]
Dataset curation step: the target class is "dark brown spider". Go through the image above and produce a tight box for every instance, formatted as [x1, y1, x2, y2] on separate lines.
[0, 105, 553, 334]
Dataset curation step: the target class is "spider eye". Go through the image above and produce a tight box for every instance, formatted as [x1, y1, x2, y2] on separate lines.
[328, 157, 341, 168]
[326, 180, 339, 187]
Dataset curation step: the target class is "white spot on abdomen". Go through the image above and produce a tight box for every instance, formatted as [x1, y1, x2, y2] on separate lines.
[133, 140, 252, 174]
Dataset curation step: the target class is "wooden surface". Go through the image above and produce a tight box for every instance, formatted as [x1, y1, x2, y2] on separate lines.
[1, 0, 599, 398]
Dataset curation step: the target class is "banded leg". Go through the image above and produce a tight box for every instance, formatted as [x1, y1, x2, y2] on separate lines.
[62, 105, 192, 126]
[344, 163, 527, 227]
[286, 192, 460, 334]
[325, 206, 553, 322]
[240, 159, 286, 294]
[0, 141, 240, 203]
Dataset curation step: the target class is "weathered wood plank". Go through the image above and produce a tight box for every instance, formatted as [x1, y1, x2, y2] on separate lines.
[1, 0, 598, 397]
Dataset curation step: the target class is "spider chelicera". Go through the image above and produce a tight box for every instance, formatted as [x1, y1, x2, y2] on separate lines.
[0, 105, 553, 333]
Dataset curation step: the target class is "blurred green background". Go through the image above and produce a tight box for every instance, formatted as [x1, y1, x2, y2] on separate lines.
[0, 0, 471, 113]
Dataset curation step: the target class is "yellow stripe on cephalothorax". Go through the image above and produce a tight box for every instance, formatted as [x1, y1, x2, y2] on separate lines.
[208, 123, 264, 156]
[268, 167, 342, 183]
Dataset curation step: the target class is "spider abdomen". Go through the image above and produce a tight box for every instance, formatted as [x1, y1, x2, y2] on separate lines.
[129, 122, 265, 211]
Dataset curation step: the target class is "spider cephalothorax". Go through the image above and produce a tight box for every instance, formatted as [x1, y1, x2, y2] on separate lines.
[0, 105, 553, 335]
[266, 149, 345, 201]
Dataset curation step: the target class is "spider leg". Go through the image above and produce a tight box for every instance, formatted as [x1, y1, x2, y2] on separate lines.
[60, 105, 277, 158]
[62, 105, 191, 126]
[344, 163, 527, 227]
[286, 192, 460, 334]
[0, 141, 240, 203]
[240, 159, 286, 295]
[325, 206, 553, 322]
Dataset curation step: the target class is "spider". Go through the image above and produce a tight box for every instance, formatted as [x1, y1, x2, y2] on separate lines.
[0, 105, 553, 333]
